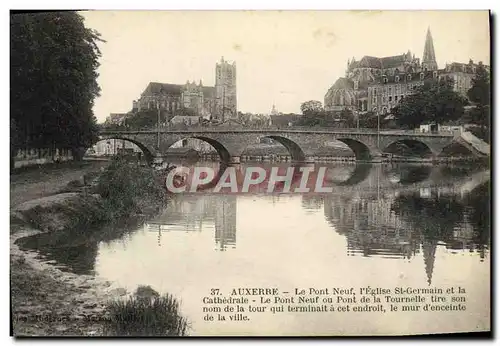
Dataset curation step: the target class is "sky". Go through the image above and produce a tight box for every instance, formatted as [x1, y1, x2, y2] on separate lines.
[81, 10, 490, 122]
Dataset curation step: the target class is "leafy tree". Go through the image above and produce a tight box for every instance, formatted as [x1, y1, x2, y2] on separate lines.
[10, 11, 103, 163]
[300, 100, 323, 115]
[392, 78, 468, 130]
[466, 63, 490, 132]
[336, 108, 356, 128]
[359, 111, 379, 128]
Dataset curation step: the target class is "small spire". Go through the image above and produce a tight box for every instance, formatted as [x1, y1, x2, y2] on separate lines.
[199, 79, 203, 86]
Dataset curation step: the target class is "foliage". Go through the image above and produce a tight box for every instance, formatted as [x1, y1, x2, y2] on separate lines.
[467, 64, 490, 107]
[96, 158, 167, 218]
[122, 110, 160, 130]
[295, 107, 356, 128]
[10, 12, 102, 158]
[300, 100, 323, 115]
[466, 64, 490, 131]
[358, 111, 379, 128]
[105, 288, 189, 336]
[392, 78, 468, 129]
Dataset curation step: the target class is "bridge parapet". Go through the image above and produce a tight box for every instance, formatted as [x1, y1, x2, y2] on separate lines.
[100, 128, 454, 138]
[98, 127, 457, 164]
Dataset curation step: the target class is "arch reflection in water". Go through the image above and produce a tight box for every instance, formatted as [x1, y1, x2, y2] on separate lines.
[384, 164, 432, 185]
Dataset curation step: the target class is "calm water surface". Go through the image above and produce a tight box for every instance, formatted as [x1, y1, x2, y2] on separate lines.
[19, 162, 491, 336]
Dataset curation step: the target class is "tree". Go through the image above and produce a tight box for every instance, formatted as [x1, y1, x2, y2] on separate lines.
[337, 108, 356, 128]
[10, 11, 103, 163]
[392, 78, 468, 129]
[359, 111, 379, 128]
[466, 63, 490, 131]
[300, 100, 323, 115]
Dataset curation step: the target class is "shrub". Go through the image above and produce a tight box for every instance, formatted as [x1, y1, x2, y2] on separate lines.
[96, 158, 167, 218]
[105, 289, 189, 336]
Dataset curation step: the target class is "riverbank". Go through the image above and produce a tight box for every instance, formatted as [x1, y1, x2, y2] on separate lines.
[10, 159, 172, 336]
[10, 160, 110, 207]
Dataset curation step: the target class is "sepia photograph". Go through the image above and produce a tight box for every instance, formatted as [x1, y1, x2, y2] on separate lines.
[9, 9, 491, 337]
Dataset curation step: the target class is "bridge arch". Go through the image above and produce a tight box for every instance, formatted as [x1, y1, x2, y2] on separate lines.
[335, 138, 373, 160]
[266, 136, 306, 162]
[240, 135, 306, 162]
[383, 139, 434, 158]
[385, 165, 432, 185]
[326, 164, 374, 186]
[92, 137, 156, 164]
[166, 136, 232, 163]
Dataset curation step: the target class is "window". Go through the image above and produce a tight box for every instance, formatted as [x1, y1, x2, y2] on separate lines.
[395, 76, 400, 83]
[395, 95, 398, 101]
[389, 96, 392, 102]
[407, 74, 412, 81]
[388, 86, 392, 94]
[372, 107, 377, 113]
[400, 95, 404, 100]
[420, 72, 425, 80]
[383, 75, 388, 83]
[433, 71, 438, 78]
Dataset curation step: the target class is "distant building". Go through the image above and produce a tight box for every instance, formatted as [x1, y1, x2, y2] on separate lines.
[90, 139, 141, 156]
[440, 60, 490, 98]
[105, 113, 129, 126]
[134, 81, 214, 119]
[133, 57, 237, 122]
[324, 27, 489, 117]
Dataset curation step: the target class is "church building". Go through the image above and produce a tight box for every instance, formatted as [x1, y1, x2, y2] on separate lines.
[133, 57, 237, 122]
[324, 28, 487, 117]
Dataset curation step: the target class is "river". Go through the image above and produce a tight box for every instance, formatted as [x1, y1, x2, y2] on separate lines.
[17, 161, 490, 336]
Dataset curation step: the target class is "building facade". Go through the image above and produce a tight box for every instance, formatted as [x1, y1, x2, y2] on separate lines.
[215, 57, 238, 122]
[324, 28, 488, 117]
[132, 57, 237, 122]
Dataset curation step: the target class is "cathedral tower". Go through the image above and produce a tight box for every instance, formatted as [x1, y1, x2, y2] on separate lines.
[422, 27, 438, 71]
[215, 57, 237, 122]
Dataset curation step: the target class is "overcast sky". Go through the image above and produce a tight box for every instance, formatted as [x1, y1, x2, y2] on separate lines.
[81, 10, 490, 122]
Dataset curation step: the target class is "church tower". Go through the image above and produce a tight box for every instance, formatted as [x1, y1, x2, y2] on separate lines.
[215, 57, 237, 122]
[422, 27, 438, 71]
[422, 237, 437, 285]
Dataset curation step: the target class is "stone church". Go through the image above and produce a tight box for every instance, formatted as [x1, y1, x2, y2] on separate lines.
[324, 28, 485, 117]
[133, 57, 237, 122]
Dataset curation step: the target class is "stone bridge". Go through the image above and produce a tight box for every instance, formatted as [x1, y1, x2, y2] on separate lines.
[97, 128, 456, 164]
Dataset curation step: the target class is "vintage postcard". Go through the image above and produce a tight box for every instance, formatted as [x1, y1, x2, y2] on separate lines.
[10, 10, 490, 337]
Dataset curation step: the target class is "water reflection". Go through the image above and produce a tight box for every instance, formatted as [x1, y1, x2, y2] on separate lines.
[15, 163, 490, 287]
[145, 195, 237, 251]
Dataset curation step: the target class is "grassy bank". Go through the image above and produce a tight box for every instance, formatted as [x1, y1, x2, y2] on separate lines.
[18, 158, 168, 234]
[11, 158, 190, 336]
